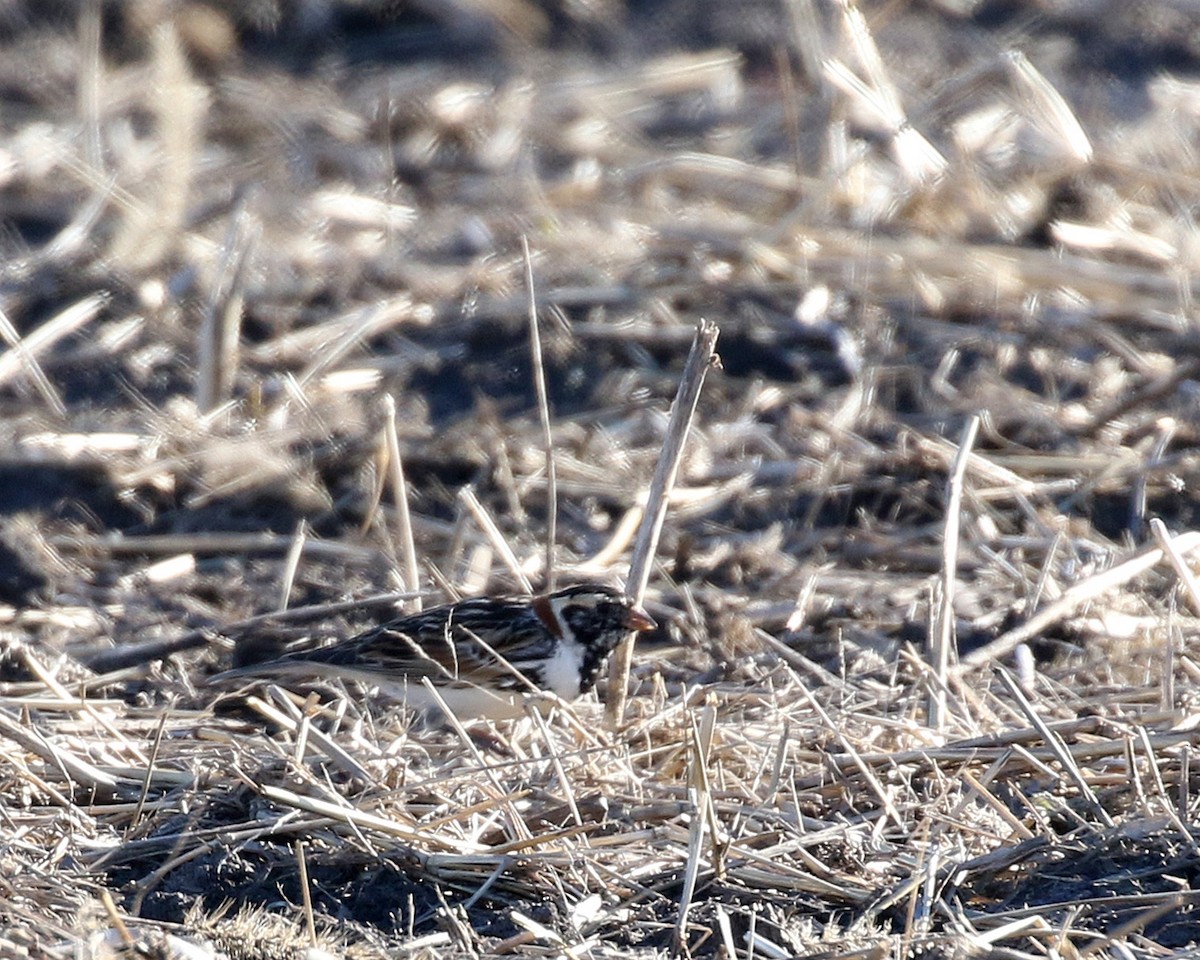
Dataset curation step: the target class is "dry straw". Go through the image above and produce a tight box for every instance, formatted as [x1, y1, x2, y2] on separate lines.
[3, 1, 1200, 956]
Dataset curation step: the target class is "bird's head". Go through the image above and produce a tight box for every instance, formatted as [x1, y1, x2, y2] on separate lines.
[536, 583, 656, 651]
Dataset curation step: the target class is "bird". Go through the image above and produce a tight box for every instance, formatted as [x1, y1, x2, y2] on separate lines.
[213, 582, 656, 719]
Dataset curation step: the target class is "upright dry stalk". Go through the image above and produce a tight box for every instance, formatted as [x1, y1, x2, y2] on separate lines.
[293, 839, 317, 946]
[77, 0, 103, 173]
[523, 236, 557, 590]
[384, 395, 422, 611]
[608, 319, 719, 725]
[197, 202, 256, 414]
[673, 705, 716, 953]
[929, 414, 978, 730]
[278, 519, 307, 612]
[109, 20, 208, 269]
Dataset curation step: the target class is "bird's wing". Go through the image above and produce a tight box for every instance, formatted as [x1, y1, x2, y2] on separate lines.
[278, 597, 556, 690]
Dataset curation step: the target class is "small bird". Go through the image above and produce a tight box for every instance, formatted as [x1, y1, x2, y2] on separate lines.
[215, 583, 656, 719]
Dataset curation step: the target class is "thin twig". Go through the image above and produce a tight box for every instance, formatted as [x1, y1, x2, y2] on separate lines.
[128, 710, 169, 838]
[673, 705, 716, 955]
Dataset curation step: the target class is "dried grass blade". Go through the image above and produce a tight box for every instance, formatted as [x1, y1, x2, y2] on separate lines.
[0, 293, 106, 391]
[958, 769, 1036, 841]
[458, 486, 534, 593]
[794, 682, 906, 829]
[19, 648, 146, 762]
[527, 707, 583, 828]
[0, 305, 65, 417]
[1134, 725, 1197, 853]
[1005, 50, 1092, 164]
[128, 710, 169, 837]
[1076, 893, 1186, 958]
[258, 782, 481, 853]
[278, 519, 306, 612]
[420, 677, 533, 844]
[294, 839, 317, 946]
[969, 914, 1051, 947]
[248, 689, 378, 781]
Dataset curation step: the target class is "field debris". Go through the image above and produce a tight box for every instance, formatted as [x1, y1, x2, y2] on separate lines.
[2, 1, 1200, 957]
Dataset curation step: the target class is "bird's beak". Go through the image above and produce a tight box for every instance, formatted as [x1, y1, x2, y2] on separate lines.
[623, 604, 657, 632]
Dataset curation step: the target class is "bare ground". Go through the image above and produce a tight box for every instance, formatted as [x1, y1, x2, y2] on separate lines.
[3, 0, 1200, 957]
